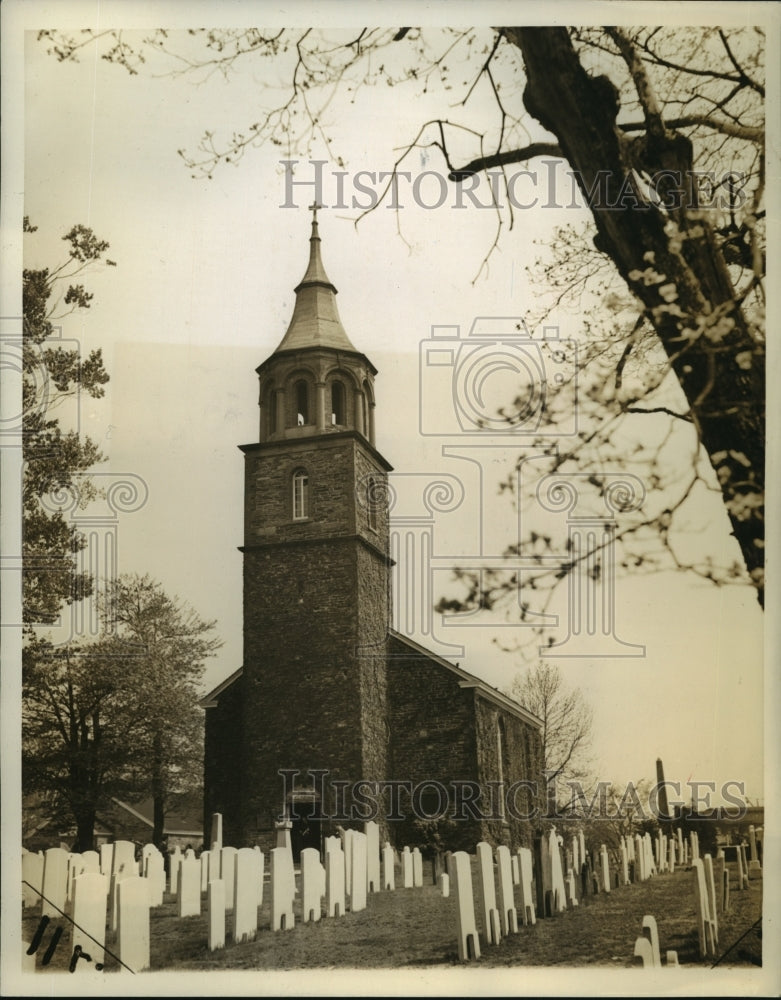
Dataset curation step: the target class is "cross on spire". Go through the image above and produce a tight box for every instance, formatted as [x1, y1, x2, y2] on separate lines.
[309, 201, 322, 224]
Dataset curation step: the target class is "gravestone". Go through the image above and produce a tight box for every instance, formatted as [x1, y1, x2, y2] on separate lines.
[210, 812, 223, 852]
[641, 914, 661, 967]
[254, 848, 265, 908]
[146, 852, 165, 907]
[633, 936, 654, 967]
[448, 851, 480, 961]
[740, 843, 750, 885]
[748, 826, 761, 872]
[382, 842, 395, 891]
[169, 847, 183, 895]
[668, 837, 676, 873]
[692, 858, 716, 958]
[208, 879, 225, 951]
[68, 855, 87, 901]
[676, 828, 684, 866]
[270, 846, 295, 931]
[350, 831, 368, 912]
[600, 844, 611, 893]
[634, 834, 645, 881]
[571, 835, 580, 876]
[412, 847, 423, 888]
[110, 862, 134, 933]
[495, 846, 518, 935]
[440, 873, 450, 897]
[112, 841, 136, 876]
[325, 838, 346, 918]
[22, 852, 44, 909]
[200, 849, 210, 893]
[620, 839, 629, 886]
[82, 850, 101, 874]
[548, 829, 567, 912]
[300, 847, 323, 923]
[178, 856, 201, 918]
[511, 855, 520, 885]
[517, 847, 536, 925]
[41, 847, 69, 919]
[220, 846, 238, 911]
[703, 854, 719, 944]
[117, 876, 151, 973]
[736, 841, 747, 889]
[100, 843, 114, 877]
[475, 842, 501, 945]
[72, 872, 109, 967]
[365, 821, 380, 893]
[401, 846, 413, 888]
[232, 848, 260, 942]
[342, 828, 354, 897]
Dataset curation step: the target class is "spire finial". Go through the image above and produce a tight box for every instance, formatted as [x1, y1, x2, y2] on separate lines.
[308, 201, 322, 238]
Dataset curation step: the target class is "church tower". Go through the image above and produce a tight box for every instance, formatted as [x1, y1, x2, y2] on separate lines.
[237, 210, 393, 849]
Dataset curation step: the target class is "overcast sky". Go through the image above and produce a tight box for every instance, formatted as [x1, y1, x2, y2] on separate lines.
[5, 2, 775, 811]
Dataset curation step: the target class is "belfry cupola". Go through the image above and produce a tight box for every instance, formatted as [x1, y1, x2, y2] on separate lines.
[256, 206, 378, 446]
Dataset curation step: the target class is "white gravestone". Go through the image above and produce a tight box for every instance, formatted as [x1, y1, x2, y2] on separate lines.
[100, 843, 114, 877]
[668, 838, 676, 873]
[301, 847, 324, 923]
[110, 862, 134, 933]
[255, 848, 265, 908]
[548, 829, 567, 912]
[41, 847, 69, 919]
[495, 846, 518, 935]
[516, 847, 536, 925]
[600, 844, 611, 893]
[117, 876, 151, 973]
[169, 847, 183, 896]
[342, 828, 353, 898]
[620, 839, 630, 886]
[220, 846, 238, 911]
[208, 879, 225, 951]
[703, 854, 719, 945]
[634, 834, 645, 881]
[692, 858, 716, 958]
[146, 852, 165, 907]
[270, 846, 295, 931]
[401, 846, 413, 888]
[365, 821, 380, 892]
[382, 842, 395, 891]
[71, 872, 109, 967]
[82, 850, 101, 874]
[67, 854, 85, 901]
[232, 848, 260, 943]
[440, 872, 450, 897]
[350, 831, 368, 912]
[633, 936, 654, 966]
[325, 839, 346, 918]
[210, 812, 223, 852]
[475, 842, 501, 945]
[572, 835, 580, 876]
[200, 849, 210, 893]
[112, 841, 136, 875]
[641, 914, 661, 967]
[22, 852, 44, 908]
[448, 851, 481, 961]
[412, 847, 423, 888]
[178, 856, 201, 918]
[748, 825, 761, 871]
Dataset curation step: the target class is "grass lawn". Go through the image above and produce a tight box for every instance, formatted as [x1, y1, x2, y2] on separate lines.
[21, 858, 762, 974]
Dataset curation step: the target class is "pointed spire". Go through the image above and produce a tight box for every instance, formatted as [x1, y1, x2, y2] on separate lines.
[273, 207, 358, 355]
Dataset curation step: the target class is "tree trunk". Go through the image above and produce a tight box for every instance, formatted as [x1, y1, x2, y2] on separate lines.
[506, 27, 765, 605]
[74, 807, 96, 853]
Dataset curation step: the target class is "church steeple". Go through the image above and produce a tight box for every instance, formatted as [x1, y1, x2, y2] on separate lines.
[272, 204, 358, 356]
[256, 210, 378, 447]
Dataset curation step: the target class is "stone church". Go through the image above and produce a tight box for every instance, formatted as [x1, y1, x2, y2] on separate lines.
[201, 213, 543, 857]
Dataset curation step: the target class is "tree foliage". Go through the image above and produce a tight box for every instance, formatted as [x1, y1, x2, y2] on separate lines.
[22, 217, 114, 624]
[36, 25, 766, 613]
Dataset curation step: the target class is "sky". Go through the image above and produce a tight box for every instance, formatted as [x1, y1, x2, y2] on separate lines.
[2, 2, 779, 998]
[5, 5, 776, 805]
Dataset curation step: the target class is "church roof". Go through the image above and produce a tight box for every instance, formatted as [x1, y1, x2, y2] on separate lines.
[272, 213, 359, 356]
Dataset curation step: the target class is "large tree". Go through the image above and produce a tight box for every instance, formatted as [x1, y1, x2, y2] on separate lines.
[38, 25, 766, 611]
[101, 573, 222, 845]
[23, 218, 114, 624]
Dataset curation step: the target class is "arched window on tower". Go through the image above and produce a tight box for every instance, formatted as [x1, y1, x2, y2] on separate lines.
[292, 468, 309, 520]
[331, 381, 345, 426]
[295, 379, 309, 426]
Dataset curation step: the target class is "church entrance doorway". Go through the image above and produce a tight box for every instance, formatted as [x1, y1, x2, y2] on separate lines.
[287, 793, 323, 861]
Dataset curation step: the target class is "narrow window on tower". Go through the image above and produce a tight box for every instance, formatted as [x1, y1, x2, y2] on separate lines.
[292, 468, 309, 520]
[295, 379, 309, 426]
[331, 381, 345, 426]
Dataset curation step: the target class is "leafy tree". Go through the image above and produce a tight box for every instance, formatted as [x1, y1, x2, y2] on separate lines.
[509, 661, 593, 816]
[23, 218, 114, 624]
[101, 573, 222, 846]
[37, 25, 765, 611]
[22, 634, 149, 851]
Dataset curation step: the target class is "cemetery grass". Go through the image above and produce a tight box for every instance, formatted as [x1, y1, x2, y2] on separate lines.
[22, 861, 761, 973]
